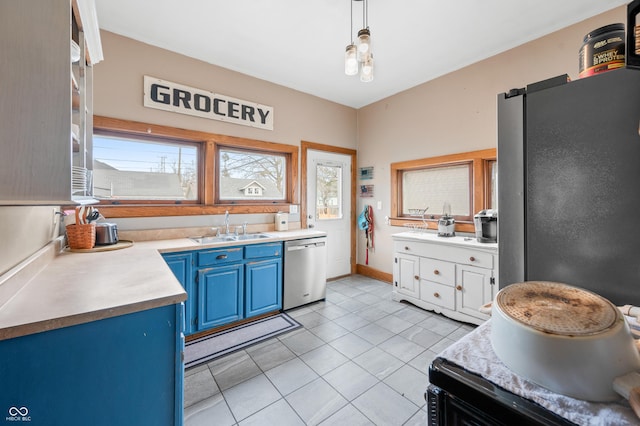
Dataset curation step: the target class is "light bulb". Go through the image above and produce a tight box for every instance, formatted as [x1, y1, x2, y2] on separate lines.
[344, 44, 358, 76]
[360, 54, 374, 82]
[357, 28, 371, 61]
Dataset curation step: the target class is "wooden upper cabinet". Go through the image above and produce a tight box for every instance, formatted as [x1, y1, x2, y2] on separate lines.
[0, 0, 102, 205]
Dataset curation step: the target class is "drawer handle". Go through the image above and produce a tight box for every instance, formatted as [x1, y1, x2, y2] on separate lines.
[433, 269, 440, 275]
[456, 285, 463, 291]
[216, 254, 228, 260]
[414, 275, 420, 280]
[469, 256, 476, 262]
[434, 292, 440, 298]
[405, 246, 410, 251]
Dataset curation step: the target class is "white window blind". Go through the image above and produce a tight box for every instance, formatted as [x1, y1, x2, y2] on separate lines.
[402, 163, 471, 217]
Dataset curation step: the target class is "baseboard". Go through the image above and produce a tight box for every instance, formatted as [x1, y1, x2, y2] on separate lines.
[356, 264, 392, 284]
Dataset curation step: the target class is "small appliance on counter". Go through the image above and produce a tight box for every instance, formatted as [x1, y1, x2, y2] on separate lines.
[95, 222, 118, 245]
[437, 202, 455, 237]
[474, 209, 497, 243]
[275, 212, 289, 231]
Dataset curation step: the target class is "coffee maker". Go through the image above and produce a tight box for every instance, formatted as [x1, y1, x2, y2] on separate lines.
[473, 209, 498, 243]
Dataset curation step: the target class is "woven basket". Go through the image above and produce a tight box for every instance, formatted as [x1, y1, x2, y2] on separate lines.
[66, 223, 96, 249]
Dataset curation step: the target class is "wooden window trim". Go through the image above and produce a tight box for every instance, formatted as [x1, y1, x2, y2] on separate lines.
[390, 148, 496, 233]
[92, 116, 298, 219]
[215, 144, 292, 205]
[484, 158, 497, 210]
[93, 128, 204, 205]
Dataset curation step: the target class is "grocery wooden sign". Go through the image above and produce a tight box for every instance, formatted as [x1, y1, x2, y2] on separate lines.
[143, 76, 273, 130]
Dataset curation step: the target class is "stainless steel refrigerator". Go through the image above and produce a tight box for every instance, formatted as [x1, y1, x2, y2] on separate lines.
[498, 68, 640, 306]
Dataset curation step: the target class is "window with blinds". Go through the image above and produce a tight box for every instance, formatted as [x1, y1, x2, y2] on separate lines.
[401, 163, 472, 219]
[390, 149, 496, 233]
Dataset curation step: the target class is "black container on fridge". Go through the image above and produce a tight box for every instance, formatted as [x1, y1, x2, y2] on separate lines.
[628, 0, 640, 69]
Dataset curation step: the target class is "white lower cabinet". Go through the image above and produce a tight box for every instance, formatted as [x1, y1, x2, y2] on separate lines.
[392, 233, 498, 325]
[393, 252, 420, 299]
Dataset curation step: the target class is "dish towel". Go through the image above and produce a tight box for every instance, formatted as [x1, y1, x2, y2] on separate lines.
[438, 320, 639, 426]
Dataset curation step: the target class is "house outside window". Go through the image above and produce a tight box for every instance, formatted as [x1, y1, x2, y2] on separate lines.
[92, 116, 298, 217]
[93, 134, 199, 202]
[217, 148, 287, 202]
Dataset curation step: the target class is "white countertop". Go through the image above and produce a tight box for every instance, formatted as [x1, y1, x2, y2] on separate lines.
[392, 231, 498, 251]
[0, 229, 325, 341]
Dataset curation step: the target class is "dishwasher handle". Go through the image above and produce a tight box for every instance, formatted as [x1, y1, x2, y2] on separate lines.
[286, 241, 326, 251]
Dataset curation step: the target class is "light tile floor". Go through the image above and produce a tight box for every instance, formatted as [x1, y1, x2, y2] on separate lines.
[184, 274, 475, 426]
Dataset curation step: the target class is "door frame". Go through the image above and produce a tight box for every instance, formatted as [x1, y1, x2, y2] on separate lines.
[301, 141, 357, 276]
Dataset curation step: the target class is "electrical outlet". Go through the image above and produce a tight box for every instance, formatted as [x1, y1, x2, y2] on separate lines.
[289, 204, 299, 214]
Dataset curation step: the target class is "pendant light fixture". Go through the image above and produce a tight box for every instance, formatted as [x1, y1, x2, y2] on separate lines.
[344, 0, 373, 82]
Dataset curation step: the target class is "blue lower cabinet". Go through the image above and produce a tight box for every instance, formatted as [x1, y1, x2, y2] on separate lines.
[163, 242, 283, 333]
[162, 252, 195, 335]
[198, 264, 244, 329]
[245, 258, 282, 318]
[0, 304, 184, 426]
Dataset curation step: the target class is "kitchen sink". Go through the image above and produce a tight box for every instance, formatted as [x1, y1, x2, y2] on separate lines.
[233, 233, 271, 241]
[189, 233, 271, 244]
[189, 236, 236, 244]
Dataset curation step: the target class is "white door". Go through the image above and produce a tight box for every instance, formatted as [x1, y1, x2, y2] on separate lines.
[306, 150, 351, 279]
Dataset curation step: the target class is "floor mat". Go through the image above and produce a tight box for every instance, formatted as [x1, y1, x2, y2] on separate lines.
[184, 312, 301, 369]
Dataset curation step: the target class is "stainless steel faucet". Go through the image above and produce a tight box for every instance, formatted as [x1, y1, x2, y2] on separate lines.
[224, 210, 230, 235]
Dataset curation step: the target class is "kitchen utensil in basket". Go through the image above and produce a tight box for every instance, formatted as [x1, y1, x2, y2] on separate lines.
[66, 207, 96, 249]
[66, 223, 96, 249]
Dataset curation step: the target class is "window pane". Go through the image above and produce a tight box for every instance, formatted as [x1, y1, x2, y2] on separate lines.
[489, 160, 498, 209]
[218, 148, 286, 200]
[316, 163, 342, 220]
[93, 135, 198, 200]
[402, 163, 471, 217]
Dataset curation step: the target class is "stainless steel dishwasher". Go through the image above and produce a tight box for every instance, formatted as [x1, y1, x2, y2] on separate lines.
[283, 236, 327, 310]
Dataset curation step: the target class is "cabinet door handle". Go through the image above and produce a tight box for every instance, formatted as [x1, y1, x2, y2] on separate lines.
[434, 292, 440, 298]
[216, 254, 228, 260]
[414, 275, 420, 280]
[469, 256, 476, 262]
[433, 269, 440, 275]
[456, 285, 463, 291]
[405, 246, 410, 251]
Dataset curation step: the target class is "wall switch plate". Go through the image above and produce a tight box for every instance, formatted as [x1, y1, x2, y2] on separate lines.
[377, 201, 382, 210]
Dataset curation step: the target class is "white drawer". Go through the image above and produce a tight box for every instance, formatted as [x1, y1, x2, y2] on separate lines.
[394, 240, 427, 256]
[451, 248, 493, 269]
[420, 280, 455, 310]
[394, 240, 493, 269]
[420, 257, 455, 286]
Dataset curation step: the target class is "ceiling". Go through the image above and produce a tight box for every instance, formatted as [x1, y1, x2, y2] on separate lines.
[94, 0, 628, 109]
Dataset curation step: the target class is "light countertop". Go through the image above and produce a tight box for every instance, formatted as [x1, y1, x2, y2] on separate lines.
[392, 231, 498, 251]
[0, 229, 325, 341]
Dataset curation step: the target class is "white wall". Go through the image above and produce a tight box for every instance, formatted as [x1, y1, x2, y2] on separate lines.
[0, 207, 61, 274]
[94, 31, 357, 155]
[355, 7, 625, 275]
